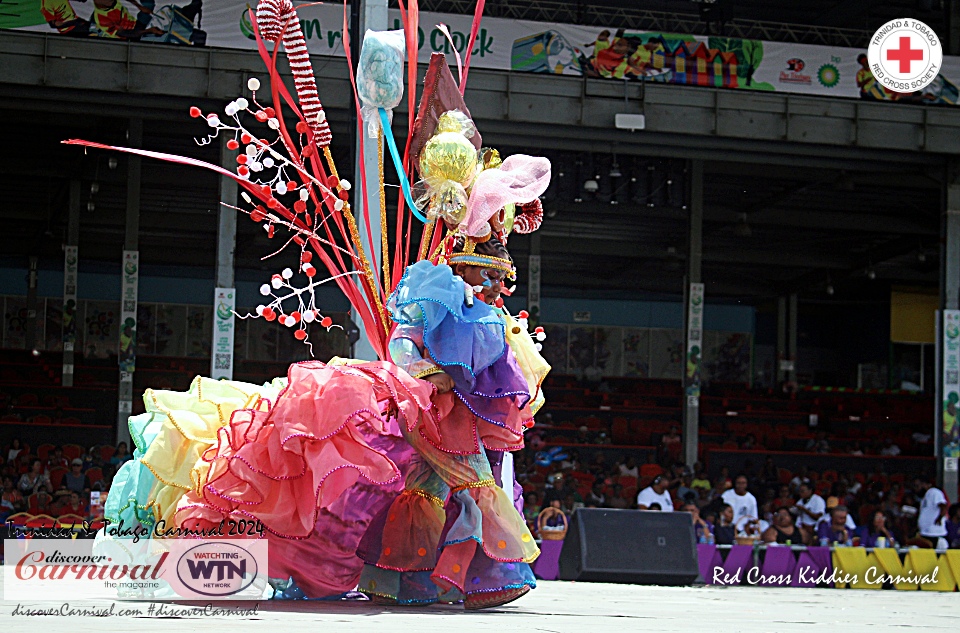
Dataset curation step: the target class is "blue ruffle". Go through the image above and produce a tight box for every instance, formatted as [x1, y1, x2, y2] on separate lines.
[388, 261, 507, 393]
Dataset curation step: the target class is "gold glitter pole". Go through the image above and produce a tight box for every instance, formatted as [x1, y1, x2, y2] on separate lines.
[377, 128, 390, 287]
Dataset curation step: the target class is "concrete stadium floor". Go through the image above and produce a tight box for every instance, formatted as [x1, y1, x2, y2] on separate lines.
[0, 577, 955, 632]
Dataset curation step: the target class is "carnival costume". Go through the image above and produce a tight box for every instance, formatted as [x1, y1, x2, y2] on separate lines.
[71, 0, 551, 609]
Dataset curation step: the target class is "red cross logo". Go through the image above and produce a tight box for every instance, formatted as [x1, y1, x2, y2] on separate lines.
[886, 36, 924, 73]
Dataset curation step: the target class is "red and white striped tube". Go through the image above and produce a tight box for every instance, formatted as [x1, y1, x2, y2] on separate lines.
[256, 0, 332, 147]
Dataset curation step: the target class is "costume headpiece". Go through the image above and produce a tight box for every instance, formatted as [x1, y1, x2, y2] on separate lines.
[445, 233, 517, 281]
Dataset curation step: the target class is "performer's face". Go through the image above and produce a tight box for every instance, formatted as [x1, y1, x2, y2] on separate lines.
[457, 264, 504, 305]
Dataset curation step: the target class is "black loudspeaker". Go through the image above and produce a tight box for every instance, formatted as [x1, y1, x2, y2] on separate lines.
[557, 509, 698, 585]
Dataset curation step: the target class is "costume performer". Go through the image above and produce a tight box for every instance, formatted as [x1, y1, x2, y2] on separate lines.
[70, 0, 552, 610]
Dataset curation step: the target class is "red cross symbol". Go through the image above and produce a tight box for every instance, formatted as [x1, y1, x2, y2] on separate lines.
[886, 36, 924, 73]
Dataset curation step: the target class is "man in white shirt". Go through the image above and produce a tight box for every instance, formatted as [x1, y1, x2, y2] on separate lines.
[916, 476, 948, 549]
[794, 482, 825, 542]
[636, 475, 673, 512]
[721, 474, 759, 531]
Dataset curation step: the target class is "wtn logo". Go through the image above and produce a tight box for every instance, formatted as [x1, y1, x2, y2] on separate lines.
[185, 558, 247, 581]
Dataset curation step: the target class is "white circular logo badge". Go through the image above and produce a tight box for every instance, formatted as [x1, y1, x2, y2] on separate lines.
[867, 18, 943, 93]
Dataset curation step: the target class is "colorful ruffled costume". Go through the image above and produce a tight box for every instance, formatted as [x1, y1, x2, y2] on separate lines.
[102, 260, 549, 603]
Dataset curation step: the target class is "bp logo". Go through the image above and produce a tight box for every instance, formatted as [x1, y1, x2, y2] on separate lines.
[66, 255, 77, 266]
[240, 6, 255, 40]
[124, 261, 138, 275]
[177, 542, 259, 597]
[216, 301, 233, 320]
[947, 323, 960, 339]
[817, 64, 840, 87]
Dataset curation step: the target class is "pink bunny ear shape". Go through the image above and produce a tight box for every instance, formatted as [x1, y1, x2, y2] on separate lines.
[462, 155, 551, 238]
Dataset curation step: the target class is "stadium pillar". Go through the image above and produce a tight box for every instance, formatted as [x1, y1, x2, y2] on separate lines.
[350, 0, 388, 361]
[117, 118, 142, 447]
[949, 0, 960, 55]
[683, 159, 703, 468]
[24, 256, 38, 353]
[62, 180, 80, 387]
[776, 297, 787, 385]
[788, 293, 798, 386]
[938, 160, 960, 500]
[211, 134, 238, 380]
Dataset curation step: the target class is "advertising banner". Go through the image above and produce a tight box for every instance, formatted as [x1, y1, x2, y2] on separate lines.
[942, 309, 960, 460]
[119, 250, 138, 374]
[211, 287, 235, 380]
[62, 244, 78, 350]
[685, 283, 704, 404]
[3, 1, 960, 105]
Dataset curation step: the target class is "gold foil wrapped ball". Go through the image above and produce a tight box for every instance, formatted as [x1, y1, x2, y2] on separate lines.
[419, 131, 478, 186]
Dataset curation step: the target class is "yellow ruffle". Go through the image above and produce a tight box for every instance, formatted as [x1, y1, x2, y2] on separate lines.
[503, 312, 550, 415]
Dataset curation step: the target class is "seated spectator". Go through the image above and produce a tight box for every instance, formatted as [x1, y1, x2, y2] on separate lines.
[522, 492, 540, 527]
[817, 505, 854, 545]
[880, 438, 901, 456]
[714, 466, 732, 493]
[722, 475, 759, 531]
[691, 469, 711, 492]
[760, 456, 778, 489]
[63, 458, 87, 494]
[794, 482, 826, 542]
[6, 438, 23, 464]
[805, 431, 830, 454]
[110, 442, 132, 466]
[90, 465, 114, 492]
[822, 496, 858, 531]
[559, 450, 580, 472]
[947, 503, 960, 549]
[618, 456, 639, 478]
[54, 491, 86, 518]
[588, 451, 609, 478]
[772, 485, 795, 511]
[661, 425, 682, 460]
[18, 459, 50, 496]
[740, 433, 757, 451]
[608, 484, 629, 509]
[789, 466, 811, 495]
[585, 481, 606, 507]
[562, 492, 583, 515]
[684, 502, 714, 544]
[676, 472, 697, 505]
[543, 474, 573, 506]
[47, 446, 68, 472]
[637, 475, 673, 512]
[860, 510, 898, 548]
[763, 507, 802, 545]
[32, 484, 55, 515]
[714, 503, 737, 545]
[2, 475, 25, 516]
[576, 426, 591, 444]
[81, 447, 98, 472]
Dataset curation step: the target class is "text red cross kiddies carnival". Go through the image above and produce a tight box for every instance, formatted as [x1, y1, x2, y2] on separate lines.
[887, 36, 924, 73]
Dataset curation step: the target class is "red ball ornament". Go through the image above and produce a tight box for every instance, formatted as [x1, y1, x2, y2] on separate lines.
[338, 190, 349, 201]
[494, 298, 505, 308]
[302, 145, 315, 158]
[262, 308, 276, 321]
[296, 121, 309, 134]
[237, 165, 249, 177]
[250, 208, 265, 222]
[241, 133, 252, 144]
[294, 329, 307, 340]
[255, 111, 268, 122]
[236, 155, 248, 164]
[267, 198, 279, 209]
[189, 106, 201, 118]
[327, 175, 340, 189]
[304, 266, 317, 278]
[301, 251, 312, 263]
[518, 310, 529, 319]
[320, 316, 333, 328]
[293, 200, 307, 213]
[290, 311, 301, 323]
[534, 327, 545, 334]
[287, 181, 297, 191]
[261, 185, 272, 196]
[226, 139, 239, 150]
[264, 107, 276, 118]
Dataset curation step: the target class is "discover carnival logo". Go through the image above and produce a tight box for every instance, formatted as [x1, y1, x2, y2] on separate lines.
[867, 18, 943, 93]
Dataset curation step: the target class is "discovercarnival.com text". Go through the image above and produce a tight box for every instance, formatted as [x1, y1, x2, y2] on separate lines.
[11, 603, 260, 617]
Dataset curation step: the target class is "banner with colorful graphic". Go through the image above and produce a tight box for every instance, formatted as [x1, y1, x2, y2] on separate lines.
[211, 287, 235, 380]
[62, 244, 78, 349]
[4, 1, 960, 106]
[119, 250, 138, 373]
[685, 283, 704, 403]
[942, 310, 960, 460]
